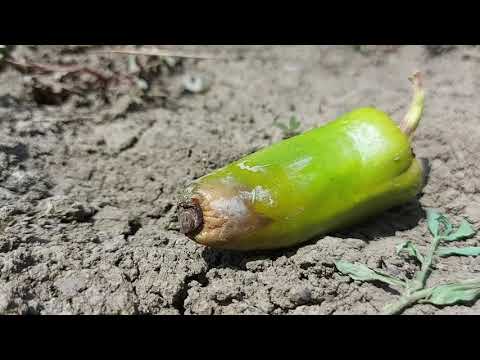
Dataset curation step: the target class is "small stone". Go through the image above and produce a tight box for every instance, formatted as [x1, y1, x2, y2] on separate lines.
[43, 196, 96, 223]
[183, 73, 212, 94]
[289, 286, 312, 306]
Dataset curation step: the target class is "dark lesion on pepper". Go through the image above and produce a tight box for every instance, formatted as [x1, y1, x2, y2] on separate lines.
[178, 198, 204, 238]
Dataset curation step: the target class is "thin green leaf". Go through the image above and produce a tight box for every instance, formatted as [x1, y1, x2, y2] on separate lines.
[427, 210, 455, 238]
[438, 215, 454, 237]
[396, 241, 425, 264]
[427, 209, 442, 237]
[423, 279, 480, 306]
[437, 246, 480, 257]
[444, 220, 476, 242]
[335, 260, 405, 288]
[289, 116, 301, 130]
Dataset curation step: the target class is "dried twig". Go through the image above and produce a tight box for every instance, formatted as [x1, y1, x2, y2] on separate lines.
[5, 58, 136, 86]
[95, 47, 230, 60]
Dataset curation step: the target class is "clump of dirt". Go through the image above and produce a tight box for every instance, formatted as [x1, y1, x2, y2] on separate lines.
[0, 45, 479, 315]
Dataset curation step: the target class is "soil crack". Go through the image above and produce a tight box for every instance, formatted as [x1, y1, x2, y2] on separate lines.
[172, 270, 209, 315]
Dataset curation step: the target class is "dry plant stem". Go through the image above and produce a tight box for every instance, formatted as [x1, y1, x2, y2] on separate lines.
[98, 47, 229, 60]
[400, 72, 425, 137]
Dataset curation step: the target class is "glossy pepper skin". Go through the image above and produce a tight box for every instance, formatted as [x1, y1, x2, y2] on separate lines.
[178, 73, 426, 251]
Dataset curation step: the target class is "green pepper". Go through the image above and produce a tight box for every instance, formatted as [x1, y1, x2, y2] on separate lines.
[178, 73, 426, 251]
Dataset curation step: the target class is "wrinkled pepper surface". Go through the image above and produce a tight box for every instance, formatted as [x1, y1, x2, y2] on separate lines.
[178, 73, 426, 250]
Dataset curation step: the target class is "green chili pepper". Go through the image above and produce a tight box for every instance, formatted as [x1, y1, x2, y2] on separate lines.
[178, 73, 426, 251]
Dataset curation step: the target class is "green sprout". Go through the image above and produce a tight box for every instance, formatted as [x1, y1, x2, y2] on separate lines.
[352, 45, 370, 54]
[0, 45, 15, 69]
[274, 116, 302, 139]
[0, 45, 8, 63]
[335, 210, 480, 315]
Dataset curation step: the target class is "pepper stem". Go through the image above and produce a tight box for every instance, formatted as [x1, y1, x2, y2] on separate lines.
[400, 72, 425, 137]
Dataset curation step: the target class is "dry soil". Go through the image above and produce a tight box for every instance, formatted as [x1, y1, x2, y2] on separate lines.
[0, 45, 479, 315]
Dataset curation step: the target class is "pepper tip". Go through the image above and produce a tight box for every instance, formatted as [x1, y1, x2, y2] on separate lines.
[409, 71, 422, 88]
[178, 199, 204, 238]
